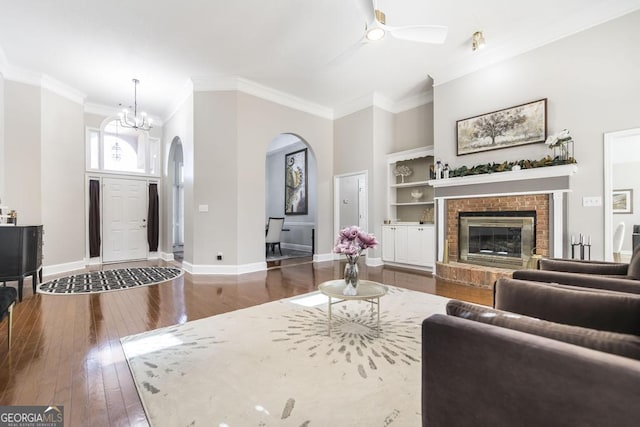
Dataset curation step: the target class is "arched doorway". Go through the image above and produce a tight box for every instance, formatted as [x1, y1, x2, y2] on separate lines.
[168, 137, 184, 261]
[265, 134, 317, 260]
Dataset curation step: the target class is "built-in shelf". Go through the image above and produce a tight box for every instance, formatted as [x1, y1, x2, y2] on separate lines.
[387, 147, 435, 224]
[391, 202, 434, 206]
[390, 180, 430, 188]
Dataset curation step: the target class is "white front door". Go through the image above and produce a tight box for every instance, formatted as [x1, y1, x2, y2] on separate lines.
[102, 177, 148, 263]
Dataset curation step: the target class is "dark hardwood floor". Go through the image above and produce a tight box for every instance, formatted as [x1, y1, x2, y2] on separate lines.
[0, 259, 491, 426]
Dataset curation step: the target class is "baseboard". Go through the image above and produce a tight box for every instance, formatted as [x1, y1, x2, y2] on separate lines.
[160, 252, 175, 261]
[281, 243, 312, 252]
[42, 260, 86, 278]
[383, 261, 433, 273]
[366, 257, 384, 267]
[182, 261, 267, 275]
[313, 252, 335, 263]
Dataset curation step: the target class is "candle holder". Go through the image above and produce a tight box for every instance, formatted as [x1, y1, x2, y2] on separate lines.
[570, 234, 591, 260]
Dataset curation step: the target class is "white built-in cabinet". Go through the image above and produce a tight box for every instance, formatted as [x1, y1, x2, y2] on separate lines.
[383, 147, 436, 269]
[382, 224, 435, 268]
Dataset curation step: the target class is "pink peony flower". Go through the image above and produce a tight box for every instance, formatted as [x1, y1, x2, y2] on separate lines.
[333, 226, 378, 255]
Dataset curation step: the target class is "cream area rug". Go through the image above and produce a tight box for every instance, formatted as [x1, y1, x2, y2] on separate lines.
[121, 286, 449, 426]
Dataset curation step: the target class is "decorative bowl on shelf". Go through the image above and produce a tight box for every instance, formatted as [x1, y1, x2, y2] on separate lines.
[410, 190, 423, 201]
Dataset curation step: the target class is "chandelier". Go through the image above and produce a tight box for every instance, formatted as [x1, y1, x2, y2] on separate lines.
[118, 78, 152, 131]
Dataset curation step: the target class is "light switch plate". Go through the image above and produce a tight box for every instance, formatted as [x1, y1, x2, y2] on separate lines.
[198, 204, 209, 212]
[582, 196, 602, 207]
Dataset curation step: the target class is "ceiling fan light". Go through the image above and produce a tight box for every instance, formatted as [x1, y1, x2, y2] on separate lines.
[366, 26, 386, 41]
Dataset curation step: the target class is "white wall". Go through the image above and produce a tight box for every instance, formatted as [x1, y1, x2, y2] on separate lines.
[41, 88, 85, 265]
[4, 81, 42, 225]
[394, 102, 433, 152]
[434, 10, 640, 259]
[192, 90, 239, 266]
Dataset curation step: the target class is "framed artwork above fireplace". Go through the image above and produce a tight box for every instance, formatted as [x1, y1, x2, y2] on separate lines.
[456, 98, 547, 156]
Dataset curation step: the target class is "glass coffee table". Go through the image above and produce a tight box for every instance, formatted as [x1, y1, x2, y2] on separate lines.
[318, 279, 388, 337]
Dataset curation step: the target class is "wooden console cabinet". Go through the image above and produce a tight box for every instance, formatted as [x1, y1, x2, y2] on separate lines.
[0, 225, 43, 301]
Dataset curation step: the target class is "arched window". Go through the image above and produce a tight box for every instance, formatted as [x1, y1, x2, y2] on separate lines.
[86, 118, 160, 176]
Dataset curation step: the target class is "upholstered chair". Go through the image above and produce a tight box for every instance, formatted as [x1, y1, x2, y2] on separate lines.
[265, 217, 285, 256]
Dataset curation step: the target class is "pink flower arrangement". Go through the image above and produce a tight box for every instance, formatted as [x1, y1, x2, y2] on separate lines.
[333, 226, 378, 258]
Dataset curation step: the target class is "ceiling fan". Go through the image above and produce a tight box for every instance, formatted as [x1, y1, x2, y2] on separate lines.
[357, 0, 447, 44]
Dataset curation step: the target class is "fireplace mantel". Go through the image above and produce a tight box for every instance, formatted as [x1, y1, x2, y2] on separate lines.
[428, 164, 577, 189]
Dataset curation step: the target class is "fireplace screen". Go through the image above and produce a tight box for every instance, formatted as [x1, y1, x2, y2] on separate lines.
[459, 212, 535, 269]
[468, 226, 522, 258]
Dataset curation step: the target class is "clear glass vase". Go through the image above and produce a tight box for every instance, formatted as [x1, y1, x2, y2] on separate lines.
[343, 255, 359, 296]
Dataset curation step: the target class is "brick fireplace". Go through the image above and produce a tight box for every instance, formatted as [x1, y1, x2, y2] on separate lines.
[446, 194, 550, 262]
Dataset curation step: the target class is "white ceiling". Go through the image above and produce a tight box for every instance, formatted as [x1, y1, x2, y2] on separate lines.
[1, 0, 639, 121]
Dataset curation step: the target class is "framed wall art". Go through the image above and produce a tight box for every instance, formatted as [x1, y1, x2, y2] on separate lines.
[456, 98, 547, 156]
[613, 189, 633, 214]
[284, 148, 308, 215]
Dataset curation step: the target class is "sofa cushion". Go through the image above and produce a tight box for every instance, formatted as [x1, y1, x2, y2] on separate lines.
[447, 299, 640, 360]
[628, 245, 640, 279]
[494, 278, 640, 335]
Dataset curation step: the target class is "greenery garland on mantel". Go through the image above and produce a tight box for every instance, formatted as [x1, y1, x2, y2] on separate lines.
[449, 155, 577, 178]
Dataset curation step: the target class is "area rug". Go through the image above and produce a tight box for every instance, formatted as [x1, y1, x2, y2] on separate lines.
[121, 285, 449, 426]
[37, 266, 183, 295]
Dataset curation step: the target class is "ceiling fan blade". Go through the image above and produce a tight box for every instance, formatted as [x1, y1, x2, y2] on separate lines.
[388, 25, 448, 44]
[355, 0, 375, 24]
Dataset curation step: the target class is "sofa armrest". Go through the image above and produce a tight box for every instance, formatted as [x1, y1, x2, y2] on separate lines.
[539, 258, 629, 275]
[422, 314, 640, 426]
[512, 269, 640, 295]
[494, 278, 640, 335]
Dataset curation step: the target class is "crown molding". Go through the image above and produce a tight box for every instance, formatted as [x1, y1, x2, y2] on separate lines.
[333, 93, 376, 119]
[390, 91, 433, 114]
[40, 75, 86, 105]
[236, 77, 333, 120]
[84, 102, 119, 117]
[0, 61, 85, 105]
[333, 90, 432, 119]
[189, 76, 334, 120]
[163, 79, 195, 124]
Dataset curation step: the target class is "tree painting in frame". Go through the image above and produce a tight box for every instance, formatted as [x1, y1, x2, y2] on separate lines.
[285, 148, 308, 215]
[456, 98, 547, 155]
[613, 189, 633, 214]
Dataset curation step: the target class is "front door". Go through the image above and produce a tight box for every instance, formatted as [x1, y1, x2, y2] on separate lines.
[102, 177, 148, 263]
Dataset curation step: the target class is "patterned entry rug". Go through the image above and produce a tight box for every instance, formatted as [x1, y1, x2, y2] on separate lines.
[38, 267, 183, 295]
[121, 286, 449, 426]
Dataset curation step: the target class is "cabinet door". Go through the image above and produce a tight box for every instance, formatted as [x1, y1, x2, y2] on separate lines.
[394, 226, 409, 263]
[422, 226, 435, 267]
[407, 226, 424, 265]
[381, 226, 395, 262]
[407, 226, 435, 267]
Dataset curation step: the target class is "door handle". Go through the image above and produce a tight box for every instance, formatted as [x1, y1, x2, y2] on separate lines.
[141, 225, 147, 228]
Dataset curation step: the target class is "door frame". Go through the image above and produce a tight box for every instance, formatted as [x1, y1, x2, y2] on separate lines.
[333, 171, 369, 260]
[603, 128, 640, 261]
[84, 173, 161, 264]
